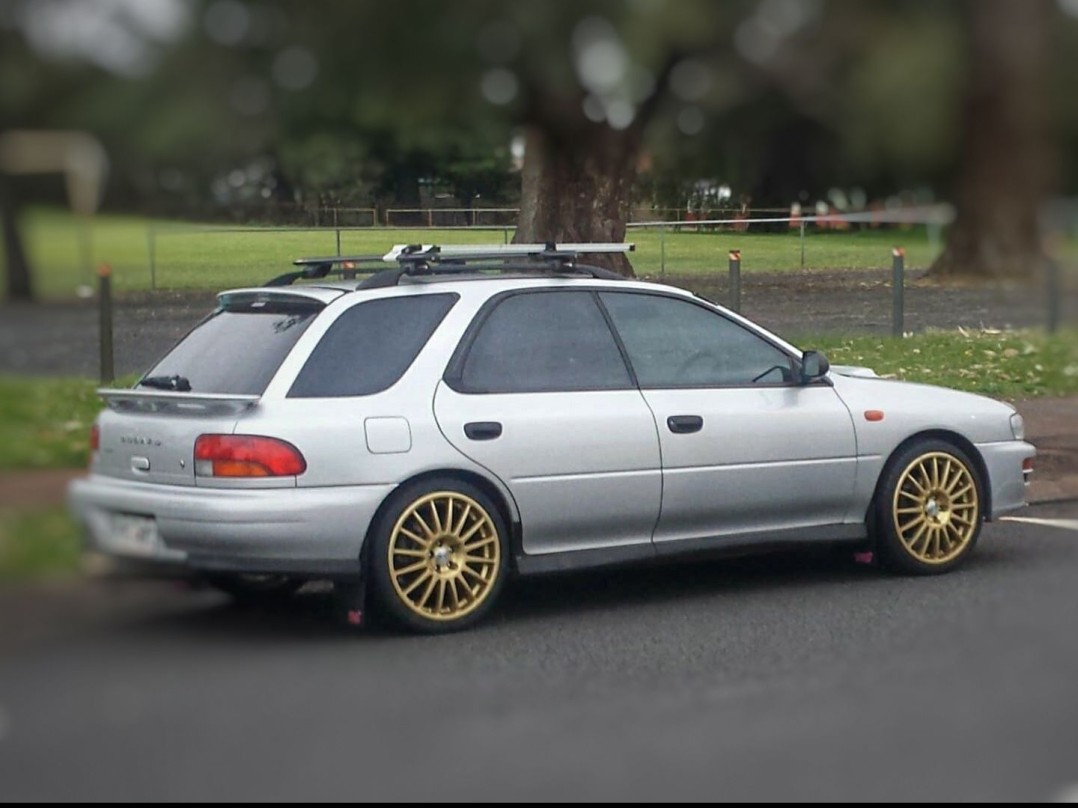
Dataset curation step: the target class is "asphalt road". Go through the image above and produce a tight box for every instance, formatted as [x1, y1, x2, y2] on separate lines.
[2, 502, 1078, 801]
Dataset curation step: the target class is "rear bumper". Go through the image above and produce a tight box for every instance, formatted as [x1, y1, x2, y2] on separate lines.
[68, 474, 394, 577]
[978, 439, 1037, 519]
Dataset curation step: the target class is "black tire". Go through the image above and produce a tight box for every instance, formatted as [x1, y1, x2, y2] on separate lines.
[873, 438, 984, 575]
[204, 574, 303, 603]
[367, 477, 509, 633]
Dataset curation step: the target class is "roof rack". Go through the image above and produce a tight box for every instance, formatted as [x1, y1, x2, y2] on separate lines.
[264, 255, 387, 287]
[268, 242, 634, 288]
[388, 242, 636, 257]
[380, 242, 633, 281]
[383, 242, 633, 265]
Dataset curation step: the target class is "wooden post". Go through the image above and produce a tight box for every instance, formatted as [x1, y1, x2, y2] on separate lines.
[98, 264, 114, 384]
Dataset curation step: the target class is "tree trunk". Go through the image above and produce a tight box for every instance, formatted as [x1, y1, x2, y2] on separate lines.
[929, 0, 1053, 281]
[392, 161, 423, 226]
[514, 124, 641, 276]
[0, 172, 33, 301]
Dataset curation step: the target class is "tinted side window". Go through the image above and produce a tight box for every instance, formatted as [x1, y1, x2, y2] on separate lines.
[289, 294, 457, 398]
[600, 292, 794, 387]
[457, 291, 631, 393]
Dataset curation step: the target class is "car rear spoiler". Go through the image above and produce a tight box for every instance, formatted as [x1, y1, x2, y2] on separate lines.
[98, 389, 260, 416]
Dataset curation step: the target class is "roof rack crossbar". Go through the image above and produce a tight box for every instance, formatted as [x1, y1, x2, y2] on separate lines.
[390, 260, 626, 282]
[292, 254, 387, 267]
[265, 254, 388, 287]
[383, 242, 633, 264]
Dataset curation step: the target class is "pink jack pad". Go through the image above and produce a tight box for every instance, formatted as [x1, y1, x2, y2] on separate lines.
[853, 551, 875, 565]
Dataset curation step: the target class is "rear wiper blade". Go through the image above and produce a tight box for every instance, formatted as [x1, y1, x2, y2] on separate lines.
[138, 375, 192, 392]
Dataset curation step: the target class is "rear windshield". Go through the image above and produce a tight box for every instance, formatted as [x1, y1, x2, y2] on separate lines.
[142, 294, 323, 395]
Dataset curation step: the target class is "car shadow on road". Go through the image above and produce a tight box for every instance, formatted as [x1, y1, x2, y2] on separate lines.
[107, 543, 1019, 642]
[117, 546, 873, 640]
[126, 583, 367, 641]
[497, 546, 875, 621]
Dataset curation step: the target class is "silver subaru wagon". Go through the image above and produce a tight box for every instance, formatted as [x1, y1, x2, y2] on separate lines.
[69, 243, 1036, 632]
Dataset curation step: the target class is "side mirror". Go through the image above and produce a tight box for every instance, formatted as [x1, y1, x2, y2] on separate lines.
[801, 350, 830, 384]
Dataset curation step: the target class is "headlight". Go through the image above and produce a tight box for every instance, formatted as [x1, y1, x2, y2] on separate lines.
[1010, 413, 1025, 441]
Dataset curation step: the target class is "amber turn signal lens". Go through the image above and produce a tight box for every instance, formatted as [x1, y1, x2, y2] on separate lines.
[194, 435, 307, 477]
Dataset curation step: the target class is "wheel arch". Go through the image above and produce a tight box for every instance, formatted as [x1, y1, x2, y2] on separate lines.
[866, 429, 992, 527]
[361, 468, 521, 570]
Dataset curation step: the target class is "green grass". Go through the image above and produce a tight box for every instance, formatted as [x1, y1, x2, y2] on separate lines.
[0, 507, 82, 580]
[809, 329, 1078, 401]
[15, 208, 942, 297]
[0, 376, 104, 470]
[633, 227, 940, 278]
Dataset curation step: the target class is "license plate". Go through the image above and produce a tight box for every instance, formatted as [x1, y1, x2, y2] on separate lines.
[111, 514, 161, 556]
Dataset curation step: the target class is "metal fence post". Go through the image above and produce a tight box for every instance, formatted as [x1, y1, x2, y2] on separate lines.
[892, 247, 905, 338]
[146, 226, 156, 290]
[335, 228, 341, 256]
[660, 227, 666, 277]
[728, 249, 742, 313]
[98, 264, 115, 384]
[799, 220, 806, 269]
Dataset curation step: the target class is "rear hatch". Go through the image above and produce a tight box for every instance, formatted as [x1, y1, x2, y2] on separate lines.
[94, 289, 337, 486]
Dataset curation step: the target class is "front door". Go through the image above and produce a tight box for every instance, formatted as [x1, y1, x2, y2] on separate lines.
[598, 290, 858, 545]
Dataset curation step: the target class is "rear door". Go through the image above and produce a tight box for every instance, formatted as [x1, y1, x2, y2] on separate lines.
[434, 289, 662, 556]
[95, 291, 327, 486]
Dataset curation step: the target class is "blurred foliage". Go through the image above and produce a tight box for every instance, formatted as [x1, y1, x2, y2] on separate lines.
[0, 0, 1076, 214]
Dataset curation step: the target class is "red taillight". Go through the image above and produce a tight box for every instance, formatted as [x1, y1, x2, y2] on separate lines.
[194, 435, 307, 478]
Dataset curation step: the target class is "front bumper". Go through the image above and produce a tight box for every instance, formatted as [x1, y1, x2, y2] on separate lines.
[68, 474, 395, 577]
[978, 439, 1037, 519]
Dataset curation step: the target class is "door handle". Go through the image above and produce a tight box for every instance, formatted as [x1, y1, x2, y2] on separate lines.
[667, 415, 703, 434]
[464, 421, 503, 441]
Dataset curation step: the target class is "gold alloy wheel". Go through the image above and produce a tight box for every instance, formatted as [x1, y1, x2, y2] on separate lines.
[387, 491, 501, 621]
[892, 451, 980, 565]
